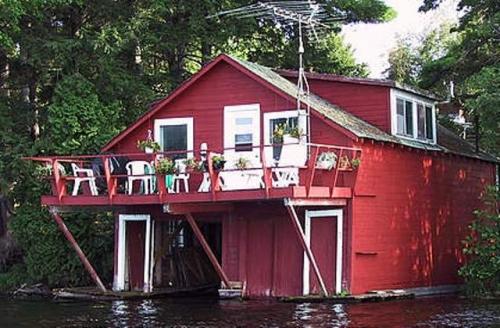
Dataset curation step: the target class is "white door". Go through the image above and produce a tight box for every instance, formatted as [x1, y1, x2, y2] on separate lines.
[114, 214, 154, 293]
[224, 104, 261, 165]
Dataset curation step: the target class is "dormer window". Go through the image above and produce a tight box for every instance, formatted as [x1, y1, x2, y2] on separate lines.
[396, 98, 413, 137]
[391, 90, 436, 144]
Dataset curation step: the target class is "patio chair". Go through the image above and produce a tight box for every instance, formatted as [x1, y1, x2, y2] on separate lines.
[171, 159, 190, 193]
[125, 161, 154, 195]
[71, 163, 98, 196]
[272, 142, 307, 188]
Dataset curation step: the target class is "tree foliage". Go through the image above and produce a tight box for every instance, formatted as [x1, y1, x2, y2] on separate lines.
[459, 186, 500, 296]
[0, 0, 394, 289]
[386, 0, 499, 156]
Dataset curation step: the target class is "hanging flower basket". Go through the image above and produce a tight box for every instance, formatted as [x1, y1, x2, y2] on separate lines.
[315, 151, 338, 170]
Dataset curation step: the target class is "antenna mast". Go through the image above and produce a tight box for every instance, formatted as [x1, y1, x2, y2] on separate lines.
[209, 1, 345, 145]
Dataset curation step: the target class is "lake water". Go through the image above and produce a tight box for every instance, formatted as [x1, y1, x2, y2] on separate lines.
[0, 295, 499, 327]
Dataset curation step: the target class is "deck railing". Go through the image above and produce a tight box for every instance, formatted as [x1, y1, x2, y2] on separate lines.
[26, 142, 361, 204]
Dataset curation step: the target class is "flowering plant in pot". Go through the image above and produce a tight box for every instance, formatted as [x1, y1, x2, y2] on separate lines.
[338, 155, 351, 170]
[316, 151, 338, 170]
[155, 157, 177, 190]
[155, 158, 177, 175]
[351, 158, 361, 170]
[183, 158, 203, 173]
[211, 155, 226, 171]
[137, 139, 160, 153]
[235, 157, 251, 170]
[272, 123, 286, 144]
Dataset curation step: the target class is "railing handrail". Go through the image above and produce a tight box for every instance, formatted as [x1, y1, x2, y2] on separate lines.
[24, 141, 361, 162]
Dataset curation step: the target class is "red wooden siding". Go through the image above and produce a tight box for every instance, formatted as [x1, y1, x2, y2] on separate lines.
[282, 76, 391, 133]
[222, 203, 304, 297]
[109, 61, 353, 153]
[350, 142, 496, 294]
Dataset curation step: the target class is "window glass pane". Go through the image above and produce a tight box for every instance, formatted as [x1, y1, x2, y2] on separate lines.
[425, 106, 433, 140]
[235, 117, 253, 126]
[235, 133, 252, 143]
[160, 124, 187, 159]
[417, 103, 425, 139]
[396, 98, 405, 135]
[405, 101, 413, 136]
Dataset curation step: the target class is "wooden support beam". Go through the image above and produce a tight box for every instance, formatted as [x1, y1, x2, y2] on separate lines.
[284, 200, 329, 296]
[50, 209, 107, 292]
[165, 202, 234, 215]
[184, 213, 230, 288]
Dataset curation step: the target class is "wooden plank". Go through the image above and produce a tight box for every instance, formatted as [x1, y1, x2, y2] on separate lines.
[285, 198, 347, 207]
[165, 203, 234, 215]
[307, 186, 331, 198]
[184, 213, 231, 288]
[284, 202, 328, 296]
[50, 210, 106, 292]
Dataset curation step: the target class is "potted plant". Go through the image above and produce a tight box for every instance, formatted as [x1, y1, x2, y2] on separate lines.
[155, 157, 177, 191]
[272, 123, 286, 144]
[211, 154, 226, 171]
[351, 158, 361, 170]
[235, 157, 251, 170]
[137, 139, 160, 154]
[155, 157, 176, 175]
[283, 126, 303, 144]
[316, 151, 338, 170]
[183, 158, 203, 173]
[338, 155, 351, 170]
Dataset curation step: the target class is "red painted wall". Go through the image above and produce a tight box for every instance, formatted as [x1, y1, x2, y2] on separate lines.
[282, 77, 391, 133]
[350, 142, 496, 294]
[110, 62, 353, 154]
[222, 203, 304, 297]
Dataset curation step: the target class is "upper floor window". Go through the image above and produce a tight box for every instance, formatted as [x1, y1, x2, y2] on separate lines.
[154, 117, 194, 159]
[392, 90, 436, 144]
[263, 110, 306, 161]
[396, 98, 413, 137]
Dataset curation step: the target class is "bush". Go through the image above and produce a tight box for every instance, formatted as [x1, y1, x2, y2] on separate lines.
[459, 186, 500, 296]
[8, 204, 114, 289]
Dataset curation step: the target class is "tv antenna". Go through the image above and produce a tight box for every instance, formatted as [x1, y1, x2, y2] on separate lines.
[209, 1, 346, 145]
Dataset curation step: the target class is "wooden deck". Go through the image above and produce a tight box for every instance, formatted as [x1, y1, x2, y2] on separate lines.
[40, 186, 352, 206]
[27, 143, 360, 208]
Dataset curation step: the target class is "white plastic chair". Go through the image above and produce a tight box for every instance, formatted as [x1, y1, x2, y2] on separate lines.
[272, 142, 307, 188]
[170, 159, 190, 193]
[71, 163, 98, 196]
[126, 161, 153, 195]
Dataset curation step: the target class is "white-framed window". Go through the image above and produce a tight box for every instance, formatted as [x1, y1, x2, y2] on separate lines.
[154, 117, 194, 159]
[224, 104, 260, 153]
[263, 110, 307, 161]
[391, 89, 436, 144]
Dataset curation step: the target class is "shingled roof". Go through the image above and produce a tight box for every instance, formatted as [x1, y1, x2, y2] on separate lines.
[228, 55, 497, 163]
[103, 54, 496, 162]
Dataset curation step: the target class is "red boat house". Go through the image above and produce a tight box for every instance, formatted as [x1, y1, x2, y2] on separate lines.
[29, 54, 497, 298]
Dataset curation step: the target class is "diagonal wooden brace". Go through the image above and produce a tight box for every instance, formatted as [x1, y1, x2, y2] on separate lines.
[50, 208, 107, 292]
[284, 199, 329, 296]
[184, 213, 230, 288]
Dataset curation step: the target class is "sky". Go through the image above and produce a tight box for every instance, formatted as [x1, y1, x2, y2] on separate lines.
[341, 0, 460, 78]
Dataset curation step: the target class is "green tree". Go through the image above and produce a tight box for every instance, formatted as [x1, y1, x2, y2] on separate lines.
[459, 186, 500, 296]
[0, 0, 395, 290]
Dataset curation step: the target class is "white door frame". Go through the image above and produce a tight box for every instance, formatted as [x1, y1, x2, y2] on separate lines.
[114, 214, 153, 293]
[223, 104, 261, 164]
[303, 209, 343, 295]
